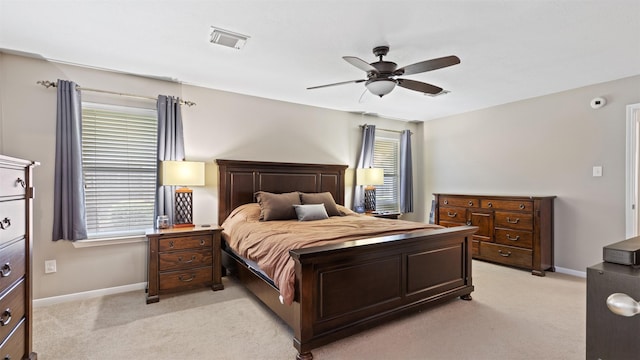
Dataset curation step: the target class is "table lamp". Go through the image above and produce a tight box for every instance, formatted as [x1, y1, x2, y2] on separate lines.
[356, 167, 384, 212]
[160, 160, 205, 227]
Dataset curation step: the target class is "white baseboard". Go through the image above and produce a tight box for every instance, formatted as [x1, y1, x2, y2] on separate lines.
[555, 266, 586, 278]
[33, 282, 147, 308]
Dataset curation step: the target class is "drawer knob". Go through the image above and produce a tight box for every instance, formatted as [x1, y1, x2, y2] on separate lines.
[0, 264, 11, 278]
[498, 250, 512, 257]
[15, 178, 26, 189]
[519, 203, 525, 210]
[178, 255, 197, 264]
[466, 221, 472, 226]
[0, 218, 10, 230]
[506, 217, 520, 224]
[178, 274, 196, 282]
[0, 309, 11, 326]
[168, 240, 174, 248]
[468, 201, 473, 206]
[447, 211, 457, 218]
[607, 293, 640, 317]
[443, 200, 448, 205]
[506, 234, 520, 241]
[487, 202, 493, 208]
[200, 239, 206, 246]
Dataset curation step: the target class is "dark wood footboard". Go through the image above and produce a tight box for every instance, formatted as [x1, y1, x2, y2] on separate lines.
[289, 226, 476, 358]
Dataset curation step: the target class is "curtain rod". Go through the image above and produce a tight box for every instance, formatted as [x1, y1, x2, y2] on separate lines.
[360, 124, 412, 135]
[36, 80, 196, 107]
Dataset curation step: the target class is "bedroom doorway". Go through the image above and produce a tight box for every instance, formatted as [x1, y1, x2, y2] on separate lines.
[626, 103, 640, 237]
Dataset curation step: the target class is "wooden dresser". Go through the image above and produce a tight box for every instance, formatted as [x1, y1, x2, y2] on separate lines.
[0, 155, 37, 359]
[434, 193, 555, 275]
[146, 226, 223, 303]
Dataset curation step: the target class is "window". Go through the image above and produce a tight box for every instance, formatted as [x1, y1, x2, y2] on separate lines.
[373, 131, 400, 212]
[81, 103, 158, 238]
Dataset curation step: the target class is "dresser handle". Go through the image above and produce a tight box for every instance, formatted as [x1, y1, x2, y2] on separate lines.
[447, 211, 457, 218]
[519, 204, 525, 210]
[468, 201, 473, 206]
[4, 355, 10, 360]
[178, 255, 197, 264]
[0, 264, 10, 277]
[466, 221, 472, 226]
[443, 200, 448, 205]
[15, 178, 26, 189]
[0, 309, 11, 326]
[487, 202, 493, 208]
[178, 274, 195, 282]
[0, 218, 10, 230]
[607, 293, 640, 317]
[168, 240, 174, 248]
[506, 234, 520, 241]
[498, 250, 512, 257]
[506, 217, 519, 224]
[200, 239, 206, 246]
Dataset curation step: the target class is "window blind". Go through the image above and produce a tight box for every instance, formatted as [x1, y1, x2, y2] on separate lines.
[81, 103, 158, 238]
[373, 136, 400, 212]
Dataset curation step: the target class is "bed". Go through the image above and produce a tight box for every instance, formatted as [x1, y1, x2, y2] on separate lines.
[216, 159, 477, 360]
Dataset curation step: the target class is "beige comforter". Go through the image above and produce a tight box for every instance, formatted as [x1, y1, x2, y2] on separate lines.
[221, 203, 443, 305]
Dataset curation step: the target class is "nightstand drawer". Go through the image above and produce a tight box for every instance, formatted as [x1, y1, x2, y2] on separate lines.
[0, 318, 25, 360]
[159, 267, 212, 291]
[158, 234, 211, 251]
[0, 167, 27, 198]
[159, 249, 212, 271]
[0, 280, 25, 345]
[0, 200, 25, 245]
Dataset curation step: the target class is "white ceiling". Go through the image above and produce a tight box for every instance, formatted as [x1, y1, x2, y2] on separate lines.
[1, 0, 639, 122]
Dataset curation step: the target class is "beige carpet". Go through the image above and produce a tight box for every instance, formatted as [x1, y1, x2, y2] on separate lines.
[33, 260, 586, 360]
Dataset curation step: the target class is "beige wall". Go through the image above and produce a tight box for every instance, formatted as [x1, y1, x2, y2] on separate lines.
[0, 53, 420, 299]
[424, 74, 640, 272]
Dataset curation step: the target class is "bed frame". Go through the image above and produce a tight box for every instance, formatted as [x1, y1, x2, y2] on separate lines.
[216, 159, 477, 360]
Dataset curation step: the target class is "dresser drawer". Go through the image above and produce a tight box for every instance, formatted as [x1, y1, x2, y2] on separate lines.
[159, 249, 213, 271]
[0, 167, 27, 199]
[494, 211, 533, 231]
[438, 207, 467, 224]
[159, 267, 212, 291]
[0, 280, 25, 345]
[0, 201, 25, 245]
[439, 196, 479, 208]
[0, 241, 25, 292]
[495, 228, 533, 249]
[158, 235, 212, 252]
[0, 317, 25, 360]
[481, 242, 532, 268]
[482, 199, 533, 212]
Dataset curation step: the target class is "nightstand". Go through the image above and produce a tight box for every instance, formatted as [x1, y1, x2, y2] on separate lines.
[367, 212, 401, 219]
[146, 226, 223, 304]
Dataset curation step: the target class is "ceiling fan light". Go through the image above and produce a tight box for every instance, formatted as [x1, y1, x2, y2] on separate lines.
[365, 79, 397, 97]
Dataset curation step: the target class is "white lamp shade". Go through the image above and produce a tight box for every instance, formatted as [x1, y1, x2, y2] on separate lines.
[160, 161, 205, 186]
[356, 168, 384, 186]
[365, 79, 397, 97]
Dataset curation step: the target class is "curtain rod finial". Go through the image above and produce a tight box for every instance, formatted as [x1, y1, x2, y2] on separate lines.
[37, 80, 56, 88]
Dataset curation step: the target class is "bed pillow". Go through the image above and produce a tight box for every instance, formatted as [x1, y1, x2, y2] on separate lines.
[293, 204, 329, 221]
[299, 192, 343, 217]
[255, 191, 301, 221]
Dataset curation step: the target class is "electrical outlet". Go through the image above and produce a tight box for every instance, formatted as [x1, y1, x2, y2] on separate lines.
[593, 166, 603, 177]
[44, 260, 57, 274]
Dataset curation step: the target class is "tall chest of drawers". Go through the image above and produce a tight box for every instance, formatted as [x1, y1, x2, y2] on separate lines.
[0, 155, 37, 359]
[434, 193, 555, 276]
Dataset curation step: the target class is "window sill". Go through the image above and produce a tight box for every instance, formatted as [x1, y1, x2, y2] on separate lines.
[72, 235, 147, 248]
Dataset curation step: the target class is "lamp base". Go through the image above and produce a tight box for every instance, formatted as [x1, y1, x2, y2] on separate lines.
[364, 186, 376, 212]
[174, 187, 194, 227]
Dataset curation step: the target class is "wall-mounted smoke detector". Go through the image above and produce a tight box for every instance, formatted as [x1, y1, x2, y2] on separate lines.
[210, 27, 250, 49]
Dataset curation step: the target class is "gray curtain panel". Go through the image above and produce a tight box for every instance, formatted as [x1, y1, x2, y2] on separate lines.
[155, 95, 185, 227]
[353, 124, 376, 210]
[399, 129, 413, 213]
[52, 79, 88, 241]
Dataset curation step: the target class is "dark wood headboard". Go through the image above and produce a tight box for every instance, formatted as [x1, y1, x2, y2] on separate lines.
[216, 159, 348, 225]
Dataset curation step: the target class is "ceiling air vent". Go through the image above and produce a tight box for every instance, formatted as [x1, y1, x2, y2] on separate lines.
[210, 27, 249, 49]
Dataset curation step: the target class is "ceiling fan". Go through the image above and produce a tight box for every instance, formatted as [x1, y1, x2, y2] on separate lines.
[307, 46, 460, 97]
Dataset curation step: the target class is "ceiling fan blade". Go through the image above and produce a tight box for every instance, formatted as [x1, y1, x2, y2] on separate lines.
[396, 55, 460, 76]
[343, 56, 379, 73]
[397, 78, 443, 94]
[307, 79, 366, 90]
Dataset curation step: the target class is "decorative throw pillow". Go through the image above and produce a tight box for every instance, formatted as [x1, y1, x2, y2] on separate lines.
[255, 191, 301, 221]
[293, 204, 329, 221]
[299, 192, 343, 217]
